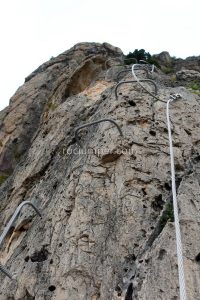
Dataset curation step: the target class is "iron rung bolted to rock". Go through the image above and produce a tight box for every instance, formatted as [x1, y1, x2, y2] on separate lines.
[116, 66, 149, 82]
[131, 64, 165, 103]
[0, 201, 42, 279]
[0, 264, 13, 279]
[139, 60, 155, 73]
[114, 79, 158, 100]
[0, 201, 42, 248]
[75, 119, 123, 148]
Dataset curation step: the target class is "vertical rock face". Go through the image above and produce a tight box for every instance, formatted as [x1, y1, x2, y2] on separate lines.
[0, 43, 200, 300]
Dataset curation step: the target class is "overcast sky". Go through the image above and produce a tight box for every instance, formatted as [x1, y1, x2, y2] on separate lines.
[0, 0, 199, 111]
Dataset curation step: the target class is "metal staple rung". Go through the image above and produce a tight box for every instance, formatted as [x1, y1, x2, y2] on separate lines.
[0, 201, 42, 279]
[139, 60, 155, 73]
[75, 119, 123, 148]
[115, 79, 158, 100]
[0, 201, 42, 249]
[132, 64, 165, 103]
[0, 264, 13, 279]
[116, 66, 149, 82]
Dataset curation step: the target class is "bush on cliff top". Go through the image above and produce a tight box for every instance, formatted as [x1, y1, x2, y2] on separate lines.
[125, 49, 160, 67]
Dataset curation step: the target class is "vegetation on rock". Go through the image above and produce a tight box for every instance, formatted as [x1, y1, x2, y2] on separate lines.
[0, 174, 9, 186]
[124, 48, 160, 67]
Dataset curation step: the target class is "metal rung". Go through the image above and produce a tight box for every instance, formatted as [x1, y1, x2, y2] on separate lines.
[116, 66, 149, 82]
[75, 119, 123, 148]
[0, 263, 13, 279]
[139, 60, 155, 73]
[0, 201, 42, 249]
[131, 64, 165, 103]
[115, 79, 158, 100]
[0, 201, 42, 280]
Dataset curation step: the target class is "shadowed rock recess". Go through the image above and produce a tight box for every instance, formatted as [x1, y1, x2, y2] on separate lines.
[0, 42, 200, 300]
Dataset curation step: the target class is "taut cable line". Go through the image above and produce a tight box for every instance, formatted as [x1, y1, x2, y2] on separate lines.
[166, 94, 187, 300]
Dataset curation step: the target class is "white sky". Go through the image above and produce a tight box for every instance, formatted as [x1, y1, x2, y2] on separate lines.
[0, 0, 199, 111]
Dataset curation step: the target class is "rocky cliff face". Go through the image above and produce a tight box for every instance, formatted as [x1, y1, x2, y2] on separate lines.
[0, 43, 200, 300]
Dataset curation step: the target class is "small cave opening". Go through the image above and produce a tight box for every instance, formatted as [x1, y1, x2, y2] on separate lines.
[163, 128, 168, 133]
[149, 130, 156, 136]
[158, 249, 167, 260]
[128, 100, 136, 107]
[195, 253, 200, 263]
[151, 194, 164, 211]
[175, 163, 184, 172]
[48, 285, 56, 292]
[164, 182, 171, 191]
[24, 256, 30, 262]
[194, 155, 200, 162]
[30, 246, 49, 262]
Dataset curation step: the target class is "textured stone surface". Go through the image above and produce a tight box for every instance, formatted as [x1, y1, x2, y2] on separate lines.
[0, 43, 200, 300]
[154, 51, 172, 66]
[174, 56, 200, 72]
[176, 69, 200, 82]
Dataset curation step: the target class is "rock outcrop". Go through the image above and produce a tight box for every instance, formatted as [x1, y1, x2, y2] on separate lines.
[154, 51, 172, 67]
[0, 42, 200, 300]
[176, 69, 200, 82]
[174, 56, 200, 72]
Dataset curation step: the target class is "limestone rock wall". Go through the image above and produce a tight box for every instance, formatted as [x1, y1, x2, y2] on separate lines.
[0, 43, 200, 300]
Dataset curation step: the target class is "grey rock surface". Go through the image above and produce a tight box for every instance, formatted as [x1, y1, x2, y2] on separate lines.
[154, 51, 172, 66]
[174, 56, 200, 72]
[0, 43, 200, 300]
[176, 69, 200, 82]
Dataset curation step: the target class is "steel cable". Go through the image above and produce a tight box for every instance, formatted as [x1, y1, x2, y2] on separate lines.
[130, 61, 187, 299]
[131, 64, 165, 103]
[166, 96, 187, 300]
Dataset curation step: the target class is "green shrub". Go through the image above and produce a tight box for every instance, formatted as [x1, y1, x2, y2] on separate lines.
[0, 174, 9, 186]
[162, 66, 175, 74]
[160, 202, 174, 230]
[124, 49, 160, 67]
[192, 90, 200, 95]
[47, 102, 58, 111]
[187, 81, 200, 95]
[188, 82, 200, 91]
